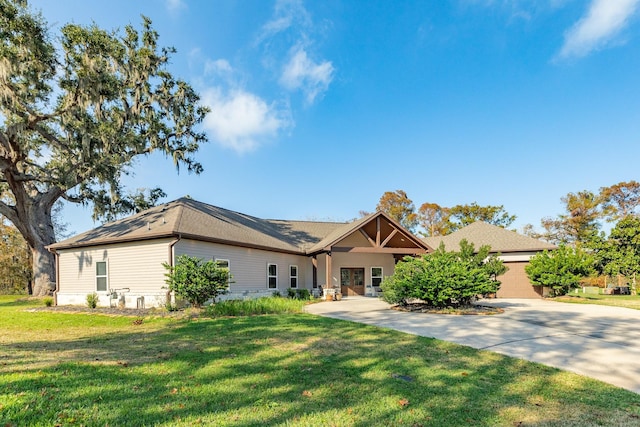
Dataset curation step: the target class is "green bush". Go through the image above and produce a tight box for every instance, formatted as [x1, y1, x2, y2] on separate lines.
[43, 296, 53, 307]
[163, 255, 231, 307]
[526, 245, 595, 296]
[287, 288, 311, 300]
[296, 288, 311, 300]
[380, 257, 426, 306]
[86, 292, 98, 309]
[381, 242, 502, 308]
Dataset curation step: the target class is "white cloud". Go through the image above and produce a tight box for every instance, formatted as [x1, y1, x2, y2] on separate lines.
[280, 46, 334, 104]
[559, 0, 640, 58]
[165, 0, 186, 13]
[201, 88, 292, 154]
[257, 0, 311, 43]
[204, 59, 234, 79]
[255, 0, 334, 104]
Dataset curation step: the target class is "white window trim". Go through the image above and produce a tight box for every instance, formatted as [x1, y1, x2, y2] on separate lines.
[289, 265, 298, 289]
[96, 260, 109, 292]
[371, 266, 383, 288]
[267, 263, 278, 289]
[215, 258, 231, 289]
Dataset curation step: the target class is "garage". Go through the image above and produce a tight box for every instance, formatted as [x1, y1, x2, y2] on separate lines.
[423, 222, 556, 298]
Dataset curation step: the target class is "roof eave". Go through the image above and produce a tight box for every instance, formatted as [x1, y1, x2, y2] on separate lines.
[47, 231, 178, 251]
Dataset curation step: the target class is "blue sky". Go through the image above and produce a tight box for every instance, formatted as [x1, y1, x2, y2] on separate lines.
[29, 0, 640, 235]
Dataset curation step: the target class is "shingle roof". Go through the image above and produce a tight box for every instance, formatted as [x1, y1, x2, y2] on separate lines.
[422, 221, 556, 253]
[49, 198, 347, 253]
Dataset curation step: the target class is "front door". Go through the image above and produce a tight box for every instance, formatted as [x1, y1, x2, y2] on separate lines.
[341, 268, 365, 296]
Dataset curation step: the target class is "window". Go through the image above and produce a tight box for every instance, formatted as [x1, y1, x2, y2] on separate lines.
[216, 259, 230, 288]
[96, 261, 108, 292]
[371, 267, 383, 288]
[312, 263, 318, 288]
[267, 263, 278, 289]
[289, 265, 298, 288]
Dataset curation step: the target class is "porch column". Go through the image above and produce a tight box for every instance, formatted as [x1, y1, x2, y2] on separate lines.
[325, 251, 332, 291]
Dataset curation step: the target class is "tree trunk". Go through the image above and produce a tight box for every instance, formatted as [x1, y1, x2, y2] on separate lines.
[27, 202, 58, 296]
[31, 237, 56, 296]
[0, 187, 60, 296]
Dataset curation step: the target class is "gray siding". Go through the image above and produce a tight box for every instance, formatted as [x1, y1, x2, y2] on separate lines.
[57, 238, 172, 294]
[174, 239, 311, 293]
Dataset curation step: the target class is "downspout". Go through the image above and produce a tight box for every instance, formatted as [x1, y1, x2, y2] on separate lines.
[168, 234, 181, 267]
[167, 235, 181, 306]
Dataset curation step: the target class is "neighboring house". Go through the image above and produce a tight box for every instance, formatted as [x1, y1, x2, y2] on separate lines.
[423, 222, 557, 298]
[48, 198, 430, 308]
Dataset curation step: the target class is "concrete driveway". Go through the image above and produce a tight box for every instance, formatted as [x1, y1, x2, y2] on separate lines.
[305, 297, 640, 394]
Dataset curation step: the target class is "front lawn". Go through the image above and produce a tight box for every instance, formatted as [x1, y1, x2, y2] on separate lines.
[1, 295, 639, 426]
[554, 293, 640, 310]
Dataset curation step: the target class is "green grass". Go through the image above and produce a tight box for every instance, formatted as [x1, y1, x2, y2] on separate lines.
[1, 295, 640, 426]
[554, 293, 640, 310]
[206, 297, 308, 316]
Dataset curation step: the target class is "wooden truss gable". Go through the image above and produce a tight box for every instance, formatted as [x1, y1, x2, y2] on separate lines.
[331, 214, 429, 255]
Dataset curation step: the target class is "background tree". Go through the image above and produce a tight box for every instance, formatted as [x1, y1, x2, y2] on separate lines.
[0, 219, 31, 294]
[526, 190, 603, 245]
[522, 217, 568, 245]
[558, 191, 602, 244]
[599, 180, 640, 222]
[376, 190, 418, 231]
[0, 2, 208, 295]
[447, 202, 516, 232]
[525, 245, 595, 296]
[589, 216, 640, 293]
[417, 202, 450, 237]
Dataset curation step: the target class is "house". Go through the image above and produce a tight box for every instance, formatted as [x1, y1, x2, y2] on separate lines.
[48, 198, 431, 308]
[423, 221, 557, 298]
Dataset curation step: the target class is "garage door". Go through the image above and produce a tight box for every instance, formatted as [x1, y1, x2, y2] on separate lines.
[496, 261, 543, 298]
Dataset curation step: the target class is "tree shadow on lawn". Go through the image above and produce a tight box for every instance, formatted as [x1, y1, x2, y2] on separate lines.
[1, 314, 639, 426]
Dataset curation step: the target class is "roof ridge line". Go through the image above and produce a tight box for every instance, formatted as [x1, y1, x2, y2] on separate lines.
[173, 199, 187, 233]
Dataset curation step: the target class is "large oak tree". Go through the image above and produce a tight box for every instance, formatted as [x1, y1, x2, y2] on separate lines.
[0, 1, 208, 295]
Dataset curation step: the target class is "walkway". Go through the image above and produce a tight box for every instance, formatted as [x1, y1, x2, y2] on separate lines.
[305, 297, 640, 394]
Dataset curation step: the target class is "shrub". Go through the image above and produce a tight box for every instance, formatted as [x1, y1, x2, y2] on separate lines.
[296, 288, 311, 300]
[86, 292, 98, 309]
[381, 257, 426, 306]
[287, 288, 311, 300]
[164, 301, 178, 312]
[526, 245, 595, 296]
[381, 242, 502, 308]
[163, 255, 231, 307]
[43, 296, 53, 307]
